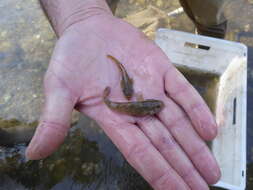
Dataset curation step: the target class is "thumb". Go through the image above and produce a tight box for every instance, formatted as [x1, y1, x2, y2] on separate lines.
[26, 79, 76, 160]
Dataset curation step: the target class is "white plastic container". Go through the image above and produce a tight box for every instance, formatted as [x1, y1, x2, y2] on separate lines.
[155, 29, 247, 190]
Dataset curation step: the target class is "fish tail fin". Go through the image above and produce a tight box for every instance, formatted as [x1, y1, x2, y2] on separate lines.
[107, 55, 125, 78]
[107, 54, 119, 64]
[107, 55, 122, 70]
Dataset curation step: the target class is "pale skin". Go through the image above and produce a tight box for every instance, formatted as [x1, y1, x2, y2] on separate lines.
[26, 0, 221, 189]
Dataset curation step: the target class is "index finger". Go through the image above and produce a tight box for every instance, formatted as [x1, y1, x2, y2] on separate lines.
[164, 66, 217, 141]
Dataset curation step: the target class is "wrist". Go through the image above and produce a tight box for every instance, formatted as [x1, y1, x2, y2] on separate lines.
[40, 0, 112, 37]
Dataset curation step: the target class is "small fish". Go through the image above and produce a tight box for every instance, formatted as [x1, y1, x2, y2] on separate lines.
[107, 55, 133, 100]
[103, 87, 164, 117]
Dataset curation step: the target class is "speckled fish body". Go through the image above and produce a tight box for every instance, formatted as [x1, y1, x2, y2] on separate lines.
[107, 55, 133, 100]
[103, 87, 164, 117]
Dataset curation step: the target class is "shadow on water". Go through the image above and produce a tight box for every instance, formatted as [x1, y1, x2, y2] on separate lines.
[246, 45, 253, 189]
[0, 118, 37, 146]
[0, 125, 101, 189]
[0, 115, 154, 190]
[247, 46, 253, 163]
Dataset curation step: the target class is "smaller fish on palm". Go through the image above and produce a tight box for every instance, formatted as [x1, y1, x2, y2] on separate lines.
[107, 55, 134, 100]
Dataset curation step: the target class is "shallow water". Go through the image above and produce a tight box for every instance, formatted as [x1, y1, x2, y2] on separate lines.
[0, 0, 253, 189]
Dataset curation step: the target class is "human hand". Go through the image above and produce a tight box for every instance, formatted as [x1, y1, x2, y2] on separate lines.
[26, 1, 221, 189]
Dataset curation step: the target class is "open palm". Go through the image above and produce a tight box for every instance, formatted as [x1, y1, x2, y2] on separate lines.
[26, 13, 220, 190]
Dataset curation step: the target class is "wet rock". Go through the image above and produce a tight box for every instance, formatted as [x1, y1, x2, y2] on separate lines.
[124, 5, 171, 39]
[0, 0, 80, 145]
[116, 0, 181, 18]
[0, 0, 55, 124]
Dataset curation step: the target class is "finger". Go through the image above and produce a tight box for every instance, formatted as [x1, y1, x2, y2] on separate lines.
[159, 97, 221, 184]
[138, 117, 209, 190]
[26, 75, 76, 160]
[164, 66, 217, 140]
[98, 116, 190, 190]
